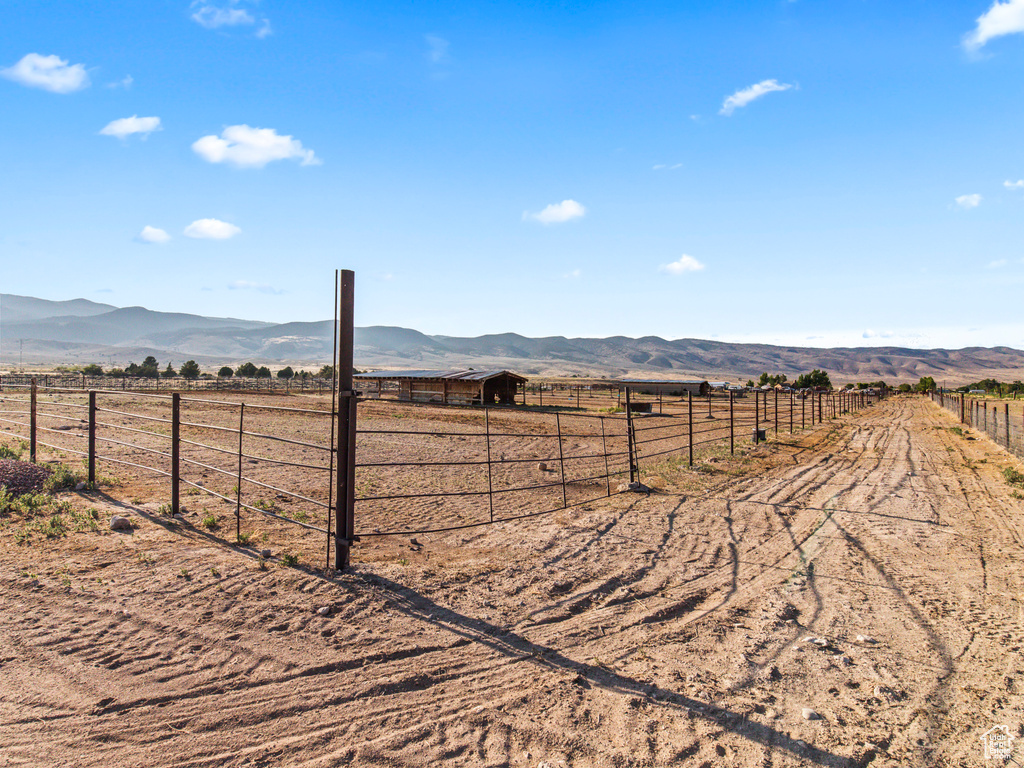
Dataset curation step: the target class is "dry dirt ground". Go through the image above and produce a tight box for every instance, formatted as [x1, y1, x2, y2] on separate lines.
[2, 396, 1024, 767]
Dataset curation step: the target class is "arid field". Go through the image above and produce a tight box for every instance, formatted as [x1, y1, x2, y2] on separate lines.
[2, 396, 1023, 767]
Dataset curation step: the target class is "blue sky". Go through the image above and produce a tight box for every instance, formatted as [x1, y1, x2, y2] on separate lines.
[2, 0, 1024, 348]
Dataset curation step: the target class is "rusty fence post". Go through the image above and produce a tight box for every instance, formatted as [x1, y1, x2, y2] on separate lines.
[88, 391, 96, 487]
[485, 408, 494, 522]
[555, 412, 568, 509]
[774, 389, 778, 435]
[625, 387, 637, 485]
[171, 393, 180, 515]
[754, 389, 760, 443]
[600, 416, 611, 496]
[688, 390, 694, 466]
[30, 378, 37, 463]
[729, 390, 734, 455]
[335, 269, 357, 571]
[236, 403, 245, 542]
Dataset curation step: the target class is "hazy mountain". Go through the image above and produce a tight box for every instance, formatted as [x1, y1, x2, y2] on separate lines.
[2, 293, 1024, 384]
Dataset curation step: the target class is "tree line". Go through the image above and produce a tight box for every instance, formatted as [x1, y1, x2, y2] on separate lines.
[59, 358, 338, 380]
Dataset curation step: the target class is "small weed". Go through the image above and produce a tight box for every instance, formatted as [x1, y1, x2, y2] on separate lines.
[949, 427, 964, 437]
[157, 504, 173, 516]
[19, 569, 37, 579]
[257, 556, 268, 570]
[253, 498, 277, 512]
[261, 530, 269, 543]
[137, 551, 155, 565]
[1004, 467, 1024, 488]
[42, 463, 79, 493]
[280, 553, 299, 567]
[0, 443, 23, 460]
[130, 497, 144, 505]
[291, 509, 308, 523]
[179, 567, 191, 581]
[201, 514, 219, 530]
[236, 532, 251, 545]
[59, 572, 72, 589]
[210, 566, 221, 577]
[397, 557, 409, 566]
[69, 508, 99, 532]
[1012, 490, 1024, 500]
[185, 487, 202, 496]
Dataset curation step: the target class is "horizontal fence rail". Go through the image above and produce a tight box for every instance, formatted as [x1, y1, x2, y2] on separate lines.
[1, 380, 882, 568]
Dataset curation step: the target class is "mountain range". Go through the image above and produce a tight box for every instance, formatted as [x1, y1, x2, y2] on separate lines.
[2, 293, 1023, 384]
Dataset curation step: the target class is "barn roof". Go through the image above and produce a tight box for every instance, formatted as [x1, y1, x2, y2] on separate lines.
[355, 369, 527, 383]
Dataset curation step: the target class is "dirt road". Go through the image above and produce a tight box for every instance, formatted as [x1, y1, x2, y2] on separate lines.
[2, 397, 1023, 767]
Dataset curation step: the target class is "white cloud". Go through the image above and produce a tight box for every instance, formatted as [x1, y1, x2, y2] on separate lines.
[106, 75, 133, 90]
[191, 2, 254, 28]
[563, 269, 582, 279]
[658, 255, 706, 275]
[963, 0, 1024, 51]
[229, 280, 284, 294]
[136, 226, 171, 244]
[184, 218, 241, 239]
[988, 258, 1009, 268]
[719, 79, 793, 116]
[652, 163, 683, 171]
[1, 53, 89, 94]
[862, 329, 894, 339]
[955, 193, 982, 209]
[426, 34, 450, 63]
[100, 115, 162, 139]
[192, 124, 320, 168]
[523, 199, 586, 224]
[1005, 179, 1024, 189]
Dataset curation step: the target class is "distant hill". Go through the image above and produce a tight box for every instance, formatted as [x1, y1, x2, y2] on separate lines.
[2, 293, 1024, 384]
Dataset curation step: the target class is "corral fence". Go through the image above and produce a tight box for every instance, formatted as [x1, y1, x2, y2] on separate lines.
[0, 373, 336, 395]
[930, 391, 1024, 459]
[0, 378, 880, 569]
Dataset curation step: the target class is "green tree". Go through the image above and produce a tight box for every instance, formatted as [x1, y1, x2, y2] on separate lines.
[277, 366, 294, 379]
[255, 366, 272, 378]
[898, 383, 912, 393]
[82, 364, 103, 376]
[236, 362, 258, 377]
[914, 376, 936, 393]
[162, 363, 176, 378]
[318, 365, 335, 379]
[217, 366, 233, 378]
[180, 360, 201, 379]
[793, 369, 832, 390]
[139, 356, 160, 378]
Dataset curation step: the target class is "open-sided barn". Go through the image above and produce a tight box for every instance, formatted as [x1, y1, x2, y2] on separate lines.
[354, 369, 527, 406]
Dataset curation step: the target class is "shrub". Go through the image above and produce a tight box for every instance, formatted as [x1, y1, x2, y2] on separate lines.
[1004, 467, 1024, 488]
[236, 362, 258, 377]
[180, 360, 201, 379]
[218, 366, 234, 378]
[43, 463, 79, 493]
[255, 366, 272, 379]
[277, 366, 294, 380]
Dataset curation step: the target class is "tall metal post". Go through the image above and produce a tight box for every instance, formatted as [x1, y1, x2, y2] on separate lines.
[236, 403, 245, 541]
[171, 393, 180, 515]
[754, 389, 760, 443]
[335, 270, 357, 571]
[29, 378, 37, 463]
[688, 391, 693, 466]
[485, 409, 494, 522]
[729, 390, 734, 454]
[789, 391, 793, 433]
[774, 389, 778, 435]
[1006, 403, 1011, 449]
[555, 412, 568, 509]
[88, 391, 96, 486]
[625, 387, 637, 484]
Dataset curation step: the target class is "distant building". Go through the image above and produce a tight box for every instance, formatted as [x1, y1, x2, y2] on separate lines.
[616, 378, 709, 397]
[354, 369, 526, 405]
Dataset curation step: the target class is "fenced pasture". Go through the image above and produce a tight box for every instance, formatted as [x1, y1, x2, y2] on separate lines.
[931, 391, 1024, 459]
[0, 381, 879, 568]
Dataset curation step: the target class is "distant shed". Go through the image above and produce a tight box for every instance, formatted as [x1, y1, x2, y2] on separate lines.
[354, 369, 527, 406]
[616, 378, 709, 397]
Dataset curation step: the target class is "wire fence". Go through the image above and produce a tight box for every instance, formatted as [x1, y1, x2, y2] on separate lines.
[1, 380, 881, 567]
[931, 391, 1024, 459]
[0, 373, 336, 395]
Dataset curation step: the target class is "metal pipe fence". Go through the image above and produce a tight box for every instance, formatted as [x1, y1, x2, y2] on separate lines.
[1, 380, 882, 568]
